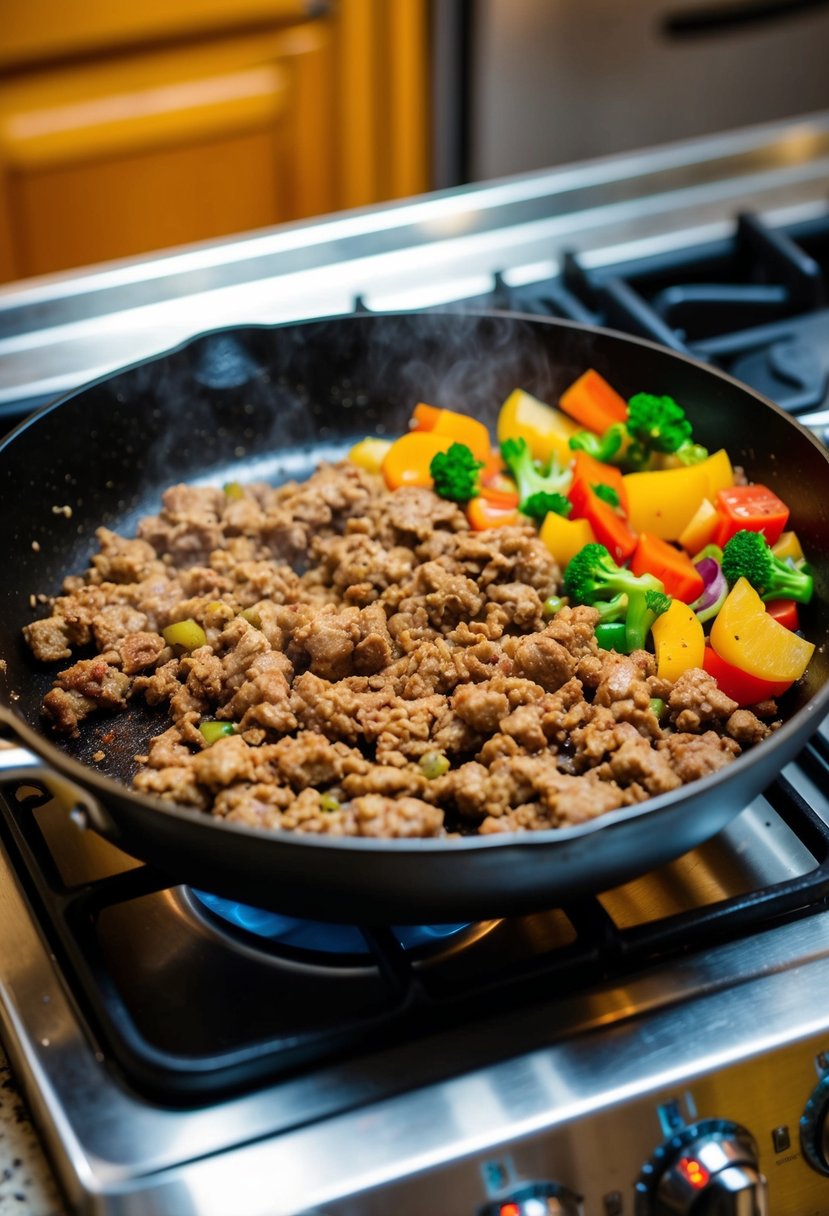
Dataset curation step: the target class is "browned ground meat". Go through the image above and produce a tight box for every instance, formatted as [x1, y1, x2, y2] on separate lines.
[24, 461, 782, 838]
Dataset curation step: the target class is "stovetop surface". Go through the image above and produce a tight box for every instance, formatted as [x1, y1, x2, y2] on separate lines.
[4, 716, 829, 1112]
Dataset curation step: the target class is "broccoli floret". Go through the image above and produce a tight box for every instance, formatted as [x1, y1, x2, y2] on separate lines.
[721, 529, 814, 603]
[429, 443, 483, 502]
[563, 542, 670, 652]
[626, 393, 708, 468]
[521, 491, 572, 522]
[592, 482, 620, 508]
[569, 422, 627, 463]
[500, 437, 572, 517]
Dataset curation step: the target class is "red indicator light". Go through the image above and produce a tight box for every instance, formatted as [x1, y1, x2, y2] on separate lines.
[499, 1206, 521, 1216]
[678, 1156, 709, 1189]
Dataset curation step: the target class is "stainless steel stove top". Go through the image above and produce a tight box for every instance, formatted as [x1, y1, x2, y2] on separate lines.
[4, 112, 829, 1216]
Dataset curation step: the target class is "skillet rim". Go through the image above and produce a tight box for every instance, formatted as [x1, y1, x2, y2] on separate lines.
[2, 307, 829, 857]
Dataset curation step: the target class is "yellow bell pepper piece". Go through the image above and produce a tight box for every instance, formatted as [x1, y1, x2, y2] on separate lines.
[698, 448, 734, 498]
[678, 497, 720, 554]
[539, 512, 596, 568]
[710, 577, 815, 682]
[651, 599, 705, 682]
[381, 431, 451, 490]
[772, 530, 805, 563]
[349, 437, 393, 473]
[622, 463, 709, 541]
[497, 388, 581, 468]
[163, 619, 207, 651]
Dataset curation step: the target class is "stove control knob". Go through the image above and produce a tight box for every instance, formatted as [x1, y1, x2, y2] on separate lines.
[479, 1181, 582, 1215]
[800, 1073, 829, 1173]
[635, 1119, 767, 1215]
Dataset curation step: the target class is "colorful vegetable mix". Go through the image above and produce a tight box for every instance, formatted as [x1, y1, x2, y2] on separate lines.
[710, 577, 815, 682]
[353, 368, 817, 706]
[569, 392, 707, 471]
[563, 542, 671, 653]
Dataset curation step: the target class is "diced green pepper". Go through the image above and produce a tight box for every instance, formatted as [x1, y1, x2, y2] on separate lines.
[319, 792, 341, 813]
[163, 619, 207, 651]
[419, 751, 450, 779]
[594, 622, 628, 652]
[199, 721, 235, 745]
[542, 596, 564, 618]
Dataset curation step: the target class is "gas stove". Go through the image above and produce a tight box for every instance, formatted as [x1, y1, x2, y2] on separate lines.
[3, 113, 829, 1216]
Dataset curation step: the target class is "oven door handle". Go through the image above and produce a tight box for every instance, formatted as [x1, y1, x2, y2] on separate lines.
[664, 0, 829, 37]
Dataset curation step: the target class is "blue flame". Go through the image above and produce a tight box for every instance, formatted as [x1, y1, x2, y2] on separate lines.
[192, 890, 468, 954]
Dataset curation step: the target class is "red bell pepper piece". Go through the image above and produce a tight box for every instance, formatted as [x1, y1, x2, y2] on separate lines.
[765, 598, 800, 632]
[630, 533, 705, 603]
[571, 450, 628, 513]
[702, 646, 792, 706]
[714, 484, 789, 546]
[568, 477, 637, 564]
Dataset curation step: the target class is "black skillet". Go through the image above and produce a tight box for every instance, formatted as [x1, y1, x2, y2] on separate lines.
[1, 311, 828, 924]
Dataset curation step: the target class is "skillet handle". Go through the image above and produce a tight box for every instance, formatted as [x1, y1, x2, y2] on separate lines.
[0, 738, 120, 839]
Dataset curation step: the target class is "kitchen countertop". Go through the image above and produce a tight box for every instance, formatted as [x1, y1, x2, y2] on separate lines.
[0, 1050, 65, 1216]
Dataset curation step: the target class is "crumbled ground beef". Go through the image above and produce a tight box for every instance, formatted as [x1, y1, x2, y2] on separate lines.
[24, 461, 782, 838]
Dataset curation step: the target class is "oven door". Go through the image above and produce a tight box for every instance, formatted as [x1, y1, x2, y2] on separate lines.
[433, 0, 829, 185]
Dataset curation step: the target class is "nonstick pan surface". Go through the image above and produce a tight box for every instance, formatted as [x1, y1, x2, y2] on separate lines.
[1, 311, 829, 924]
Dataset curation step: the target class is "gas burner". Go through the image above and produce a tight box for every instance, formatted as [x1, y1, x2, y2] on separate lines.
[189, 889, 470, 958]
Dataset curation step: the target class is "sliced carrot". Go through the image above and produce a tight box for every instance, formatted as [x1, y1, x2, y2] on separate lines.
[381, 431, 450, 490]
[409, 404, 491, 462]
[568, 478, 637, 564]
[630, 532, 705, 604]
[466, 496, 520, 530]
[571, 450, 628, 513]
[559, 369, 628, 435]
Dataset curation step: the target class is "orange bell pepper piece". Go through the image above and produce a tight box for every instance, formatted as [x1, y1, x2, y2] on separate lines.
[410, 403, 491, 462]
[381, 431, 451, 490]
[558, 369, 628, 435]
[466, 496, 520, 530]
[630, 532, 705, 604]
[568, 478, 637, 564]
[713, 484, 790, 547]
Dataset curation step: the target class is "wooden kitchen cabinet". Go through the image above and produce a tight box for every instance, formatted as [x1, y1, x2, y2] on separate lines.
[0, 0, 430, 282]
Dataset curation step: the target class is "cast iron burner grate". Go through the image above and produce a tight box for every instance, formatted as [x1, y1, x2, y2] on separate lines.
[434, 208, 829, 421]
[3, 729, 829, 1105]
